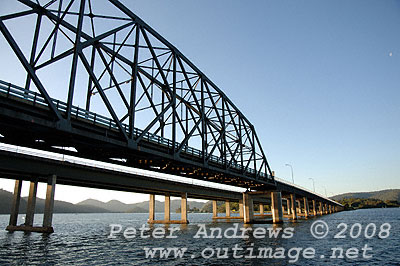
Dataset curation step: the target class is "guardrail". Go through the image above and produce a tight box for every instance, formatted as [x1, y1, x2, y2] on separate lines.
[0, 80, 272, 182]
[274, 177, 342, 206]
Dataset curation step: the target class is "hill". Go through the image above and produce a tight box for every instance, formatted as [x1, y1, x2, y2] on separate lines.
[338, 198, 399, 210]
[1, 189, 206, 214]
[77, 199, 136, 213]
[77, 198, 205, 213]
[0, 189, 109, 214]
[331, 189, 400, 202]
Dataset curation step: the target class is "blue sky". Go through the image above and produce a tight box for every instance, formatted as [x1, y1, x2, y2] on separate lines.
[0, 0, 399, 202]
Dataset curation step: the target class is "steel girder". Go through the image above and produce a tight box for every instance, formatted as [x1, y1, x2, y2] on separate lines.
[0, 0, 275, 188]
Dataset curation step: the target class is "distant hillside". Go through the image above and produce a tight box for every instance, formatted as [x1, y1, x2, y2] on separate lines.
[77, 199, 136, 213]
[77, 198, 205, 213]
[338, 198, 399, 210]
[1, 189, 206, 214]
[0, 189, 27, 214]
[331, 189, 400, 202]
[0, 189, 109, 214]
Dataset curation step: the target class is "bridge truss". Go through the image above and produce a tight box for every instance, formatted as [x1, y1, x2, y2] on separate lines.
[0, 0, 275, 189]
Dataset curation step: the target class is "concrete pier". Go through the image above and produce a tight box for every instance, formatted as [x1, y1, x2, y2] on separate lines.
[212, 200, 218, 218]
[25, 180, 38, 227]
[296, 200, 301, 214]
[243, 193, 254, 224]
[259, 203, 264, 215]
[148, 194, 155, 222]
[239, 199, 244, 218]
[43, 175, 56, 228]
[271, 192, 283, 224]
[181, 193, 188, 223]
[8, 179, 22, 227]
[164, 193, 170, 221]
[290, 194, 298, 220]
[319, 202, 323, 215]
[303, 197, 309, 218]
[324, 203, 328, 215]
[225, 201, 231, 217]
[286, 199, 290, 215]
[7, 177, 56, 233]
[148, 193, 189, 224]
[312, 200, 317, 216]
[213, 200, 243, 220]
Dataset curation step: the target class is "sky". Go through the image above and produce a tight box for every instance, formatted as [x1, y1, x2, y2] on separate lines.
[0, 0, 399, 203]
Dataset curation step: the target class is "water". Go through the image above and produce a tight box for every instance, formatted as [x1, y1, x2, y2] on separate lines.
[0, 209, 399, 265]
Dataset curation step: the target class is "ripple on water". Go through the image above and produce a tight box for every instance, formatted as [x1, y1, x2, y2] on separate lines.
[0, 209, 399, 265]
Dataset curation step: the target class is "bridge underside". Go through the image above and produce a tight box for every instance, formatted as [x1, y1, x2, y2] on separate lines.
[0, 149, 245, 201]
[0, 147, 342, 233]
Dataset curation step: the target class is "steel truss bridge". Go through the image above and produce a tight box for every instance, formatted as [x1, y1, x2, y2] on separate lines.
[0, 0, 275, 190]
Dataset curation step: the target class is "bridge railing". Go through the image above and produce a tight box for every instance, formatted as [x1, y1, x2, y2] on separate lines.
[274, 176, 342, 206]
[0, 80, 271, 182]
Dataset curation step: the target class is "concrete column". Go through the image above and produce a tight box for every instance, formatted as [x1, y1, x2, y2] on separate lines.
[25, 180, 38, 227]
[239, 200, 244, 217]
[9, 179, 22, 227]
[259, 204, 264, 215]
[164, 193, 170, 222]
[225, 201, 230, 217]
[303, 197, 309, 218]
[286, 199, 291, 215]
[329, 205, 332, 214]
[319, 202, 323, 215]
[271, 191, 283, 223]
[243, 193, 254, 224]
[149, 194, 155, 222]
[181, 193, 188, 223]
[212, 200, 218, 218]
[324, 203, 328, 214]
[296, 200, 301, 213]
[282, 203, 285, 214]
[312, 200, 317, 216]
[43, 175, 56, 228]
[290, 194, 297, 220]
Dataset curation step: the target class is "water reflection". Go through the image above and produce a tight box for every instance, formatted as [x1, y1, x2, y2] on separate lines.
[0, 209, 398, 265]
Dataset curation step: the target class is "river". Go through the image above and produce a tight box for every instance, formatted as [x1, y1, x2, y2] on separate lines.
[0, 208, 399, 265]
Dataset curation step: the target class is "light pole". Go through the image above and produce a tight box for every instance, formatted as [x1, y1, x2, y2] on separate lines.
[285, 163, 294, 184]
[309, 178, 315, 192]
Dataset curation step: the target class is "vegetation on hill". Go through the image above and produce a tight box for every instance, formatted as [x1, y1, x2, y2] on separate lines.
[332, 189, 400, 210]
[338, 198, 400, 210]
[332, 189, 400, 202]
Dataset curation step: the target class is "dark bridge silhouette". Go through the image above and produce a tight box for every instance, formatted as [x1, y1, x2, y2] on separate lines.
[0, 0, 342, 233]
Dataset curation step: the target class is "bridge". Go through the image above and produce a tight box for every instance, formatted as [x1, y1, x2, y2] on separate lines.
[0, 0, 342, 233]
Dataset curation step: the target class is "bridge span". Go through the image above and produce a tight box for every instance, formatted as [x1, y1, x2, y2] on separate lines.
[0, 143, 342, 233]
[0, 0, 342, 233]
